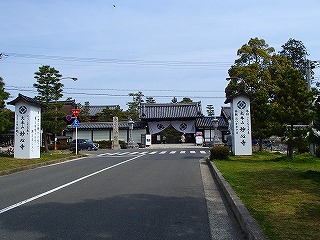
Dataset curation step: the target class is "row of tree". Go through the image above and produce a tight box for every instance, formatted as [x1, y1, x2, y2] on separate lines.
[225, 38, 319, 158]
[0, 77, 13, 138]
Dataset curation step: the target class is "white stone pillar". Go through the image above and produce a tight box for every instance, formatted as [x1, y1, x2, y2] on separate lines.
[9, 94, 41, 159]
[229, 93, 252, 155]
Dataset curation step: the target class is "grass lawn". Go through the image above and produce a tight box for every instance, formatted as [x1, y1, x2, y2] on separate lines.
[0, 151, 84, 172]
[214, 152, 320, 240]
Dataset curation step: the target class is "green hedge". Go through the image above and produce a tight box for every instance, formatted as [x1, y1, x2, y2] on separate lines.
[210, 145, 230, 160]
[48, 144, 71, 151]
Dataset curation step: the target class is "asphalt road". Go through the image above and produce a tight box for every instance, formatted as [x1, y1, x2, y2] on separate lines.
[0, 148, 243, 240]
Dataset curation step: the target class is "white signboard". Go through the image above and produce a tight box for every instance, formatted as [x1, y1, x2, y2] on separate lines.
[146, 134, 152, 146]
[14, 102, 41, 159]
[230, 94, 252, 155]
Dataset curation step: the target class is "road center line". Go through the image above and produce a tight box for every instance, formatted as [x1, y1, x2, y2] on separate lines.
[0, 155, 143, 215]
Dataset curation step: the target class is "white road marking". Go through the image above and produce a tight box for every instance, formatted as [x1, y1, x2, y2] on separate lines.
[98, 149, 207, 156]
[139, 152, 148, 155]
[117, 152, 129, 155]
[0, 155, 143, 215]
[97, 153, 109, 157]
[129, 152, 139, 155]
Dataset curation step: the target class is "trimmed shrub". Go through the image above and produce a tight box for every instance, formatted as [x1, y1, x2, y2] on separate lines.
[48, 144, 71, 151]
[316, 146, 320, 158]
[210, 145, 230, 160]
[119, 140, 126, 149]
[96, 140, 113, 149]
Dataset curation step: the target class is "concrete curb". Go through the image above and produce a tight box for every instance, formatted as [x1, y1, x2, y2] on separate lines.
[0, 155, 87, 176]
[206, 159, 268, 240]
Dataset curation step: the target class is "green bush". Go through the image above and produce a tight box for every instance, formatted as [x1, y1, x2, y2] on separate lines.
[316, 146, 320, 158]
[48, 144, 71, 151]
[95, 140, 113, 149]
[210, 145, 230, 160]
[119, 140, 126, 149]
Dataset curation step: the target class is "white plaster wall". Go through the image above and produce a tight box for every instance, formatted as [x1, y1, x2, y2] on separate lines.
[75, 131, 91, 140]
[132, 129, 146, 144]
[65, 129, 146, 144]
[93, 130, 110, 141]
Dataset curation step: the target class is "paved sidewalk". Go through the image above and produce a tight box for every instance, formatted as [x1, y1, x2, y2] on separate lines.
[200, 159, 244, 239]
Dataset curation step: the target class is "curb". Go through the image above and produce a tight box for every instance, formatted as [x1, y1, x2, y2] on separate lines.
[0, 155, 87, 176]
[206, 158, 268, 240]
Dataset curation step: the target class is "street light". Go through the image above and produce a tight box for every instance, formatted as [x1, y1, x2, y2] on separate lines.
[61, 77, 78, 81]
[127, 119, 138, 148]
[213, 117, 222, 146]
[54, 76, 77, 150]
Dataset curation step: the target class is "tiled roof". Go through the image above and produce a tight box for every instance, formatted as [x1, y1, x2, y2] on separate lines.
[140, 102, 203, 120]
[224, 91, 251, 104]
[220, 107, 231, 120]
[8, 94, 41, 106]
[196, 116, 228, 128]
[65, 121, 147, 131]
[88, 105, 120, 116]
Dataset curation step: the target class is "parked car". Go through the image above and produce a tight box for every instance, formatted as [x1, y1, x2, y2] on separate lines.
[70, 139, 99, 151]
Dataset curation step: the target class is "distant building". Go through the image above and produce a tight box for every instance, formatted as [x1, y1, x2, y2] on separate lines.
[64, 102, 231, 146]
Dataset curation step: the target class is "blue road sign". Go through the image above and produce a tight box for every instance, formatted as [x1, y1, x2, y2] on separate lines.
[71, 117, 80, 128]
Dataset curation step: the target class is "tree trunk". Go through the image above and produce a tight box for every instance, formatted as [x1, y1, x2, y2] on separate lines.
[287, 142, 294, 159]
[43, 129, 49, 152]
[287, 124, 294, 159]
[259, 138, 263, 152]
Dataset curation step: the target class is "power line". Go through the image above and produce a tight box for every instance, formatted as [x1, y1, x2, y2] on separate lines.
[6, 85, 225, 93]
[3, 52, 232, 68]
[5, 86, 225, 99]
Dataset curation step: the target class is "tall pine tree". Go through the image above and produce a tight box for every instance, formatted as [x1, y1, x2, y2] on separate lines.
[33, 65, 65, 151]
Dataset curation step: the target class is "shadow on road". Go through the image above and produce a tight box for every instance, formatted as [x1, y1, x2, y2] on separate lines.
[1, 194, 211, 240]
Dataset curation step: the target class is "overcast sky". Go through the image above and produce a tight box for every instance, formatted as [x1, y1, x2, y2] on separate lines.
[1, 0, 319, 115]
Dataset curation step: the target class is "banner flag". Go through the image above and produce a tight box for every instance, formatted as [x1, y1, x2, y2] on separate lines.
[148, 121, 171, 134]
[171, 120, 196, 133]
[148, 120, 196, 134]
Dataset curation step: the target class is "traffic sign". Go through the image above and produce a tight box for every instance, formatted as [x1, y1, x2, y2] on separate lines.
[66, 115, 72, 121]
[72, 109, 81, 117]
[71, 118, 80, 128]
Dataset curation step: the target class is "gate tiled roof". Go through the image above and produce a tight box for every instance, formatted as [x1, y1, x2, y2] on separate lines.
[140, 102, 203, 120]
[196, 116, 228, 128]
[89, 105, 120, 116]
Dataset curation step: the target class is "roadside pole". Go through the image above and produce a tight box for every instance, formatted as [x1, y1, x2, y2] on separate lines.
[75, 125, 78, 155]
[71, 109, 81, 155]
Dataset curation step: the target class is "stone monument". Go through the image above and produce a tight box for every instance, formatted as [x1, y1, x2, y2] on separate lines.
[112, 116, 120, 150]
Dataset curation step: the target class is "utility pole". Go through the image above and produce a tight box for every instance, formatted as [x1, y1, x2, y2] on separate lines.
[306, 59, 311, 91]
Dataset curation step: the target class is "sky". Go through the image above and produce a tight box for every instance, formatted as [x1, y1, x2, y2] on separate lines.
[1, 0, 319, 115]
